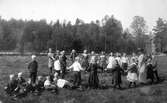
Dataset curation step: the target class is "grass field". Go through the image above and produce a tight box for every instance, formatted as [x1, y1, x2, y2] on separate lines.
[0, 55, 167, 103]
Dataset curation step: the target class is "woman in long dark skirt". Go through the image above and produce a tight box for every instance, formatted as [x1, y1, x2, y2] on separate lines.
[146, 58, 154, 84]
[87, 57, 99, 89]
[112, 60, 124, 89]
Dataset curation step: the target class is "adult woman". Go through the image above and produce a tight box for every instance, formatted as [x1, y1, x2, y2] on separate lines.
[106, 52, 116, 72]
[138, 51, 147, 84]
[48, 48, 55, 74]
[99, 51, 107, 72]
[112, 60, 123, 89]
[81, 50, 89, 71]
[87, 56, 99, 89]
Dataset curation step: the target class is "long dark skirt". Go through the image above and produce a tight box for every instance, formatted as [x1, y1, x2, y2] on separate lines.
[146, 64, 154, 82]
[88, 71, 99, 88]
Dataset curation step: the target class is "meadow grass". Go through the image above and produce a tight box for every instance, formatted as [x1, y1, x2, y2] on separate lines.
[0, 55, 167, 103]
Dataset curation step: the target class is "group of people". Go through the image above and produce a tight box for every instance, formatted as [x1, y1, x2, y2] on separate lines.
[4, 48, 160, 99]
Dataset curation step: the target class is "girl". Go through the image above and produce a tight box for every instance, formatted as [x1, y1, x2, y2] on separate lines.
[127, 59, 138, 88]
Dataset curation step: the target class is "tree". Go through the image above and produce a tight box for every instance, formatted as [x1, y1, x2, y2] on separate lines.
[153, 18, 167, 52]
[102, 15, 123, 52]
[130, 16, 148, 50]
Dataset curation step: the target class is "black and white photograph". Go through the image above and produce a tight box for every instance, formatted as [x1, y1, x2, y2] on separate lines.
[0, 0, 167, 103]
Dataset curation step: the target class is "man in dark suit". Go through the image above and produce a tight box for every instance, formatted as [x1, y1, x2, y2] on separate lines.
[28, 55, 38, 84]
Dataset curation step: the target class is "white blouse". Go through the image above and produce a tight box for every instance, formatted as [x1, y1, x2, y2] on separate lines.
[69, 61, 83, 71]
[54, 60, 61, 71]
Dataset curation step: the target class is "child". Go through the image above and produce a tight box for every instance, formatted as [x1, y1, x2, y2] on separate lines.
[121, 53, 129, 71]
[99, 51, 107, 72]
[112, 60, 124, 89]
[68, 57, 83, 87]
[35, 76, 44, 94]
[151, 55, 160, 82]
[127, 59, 138, 88]
[16, 72, 26, 88]
[28, 55, 38, 84]
[44, 76, 58, 93]
[4, 74, 18, 96]
[15, 72, 27, 97]
[53, 73, 74, 89]
[24, 78, 36, 93]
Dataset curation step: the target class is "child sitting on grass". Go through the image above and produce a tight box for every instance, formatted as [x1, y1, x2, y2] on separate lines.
[44, 76, 58, 93]
[4, 74, 18, 96]
[35, 76, 44, 93]
[24, 78, 36, 94]
[14, 72, 27, 97]
[53, 72, 74, 89]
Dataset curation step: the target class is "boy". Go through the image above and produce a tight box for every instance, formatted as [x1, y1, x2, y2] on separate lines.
[28, 55, 38, 84]
[68, 57, 83, 87]
[4, 74, 18, 96]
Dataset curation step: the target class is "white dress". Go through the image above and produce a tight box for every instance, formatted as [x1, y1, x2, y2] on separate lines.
[127, 63, 138, 82]
[127, 72, 138, 82]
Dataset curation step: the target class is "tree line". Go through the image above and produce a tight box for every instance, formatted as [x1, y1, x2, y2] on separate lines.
[0, 15, 166, 53]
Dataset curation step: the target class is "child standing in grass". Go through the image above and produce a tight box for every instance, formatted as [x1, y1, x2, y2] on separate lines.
[112, 60, 124, 89]
[127, 58, 138, 88]
[28, 55, 38, 84]
[68, 56, 83, 87]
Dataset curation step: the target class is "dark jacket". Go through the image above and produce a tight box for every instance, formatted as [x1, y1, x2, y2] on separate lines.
[28, 60, 38, 73]
[59, 55, 67, 67]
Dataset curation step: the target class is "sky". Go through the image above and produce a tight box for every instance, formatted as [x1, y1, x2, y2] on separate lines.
[0, 0, 167, 30]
